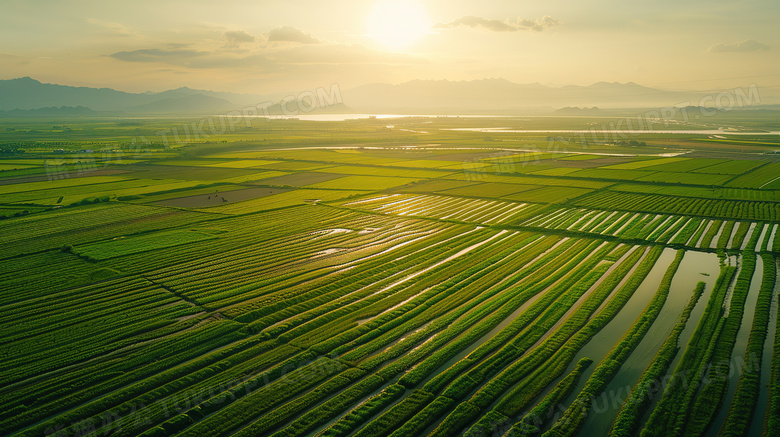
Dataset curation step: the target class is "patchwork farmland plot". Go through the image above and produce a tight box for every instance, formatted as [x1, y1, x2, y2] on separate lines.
[2, 121, 780, 437]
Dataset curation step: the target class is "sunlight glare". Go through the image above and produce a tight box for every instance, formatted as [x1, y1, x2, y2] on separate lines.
[367, 0, 430, 50]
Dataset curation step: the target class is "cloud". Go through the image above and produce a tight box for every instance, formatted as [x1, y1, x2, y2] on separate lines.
[270, 44, 424, 65]
[85, 18, 134, 37]
[0, 52, 30, 66]
[517, 16, 560, 31]
[267, 26, 321, 44]
[708, 39, 771, 53]
[224, 30, 255, 48]
[435, 15, 560, 32]
[107, 42, 420, 71]
[436, 16, 515, 32]
[109, 49, 209, 63]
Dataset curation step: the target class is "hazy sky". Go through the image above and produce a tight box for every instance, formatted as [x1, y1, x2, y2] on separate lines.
[1, 0, 778, 95]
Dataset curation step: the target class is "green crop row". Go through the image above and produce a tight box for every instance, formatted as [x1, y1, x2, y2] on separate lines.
[426, 247, 662, 436]
[350, 237, 575, 373]
[657, 217, 691, 244]
[98, 342, 303, 437]
[364, 244, 576, 380]
[644, 216, 678, 242]
[330, 236, 555, 365]
[352, 389, 435, 437]
[670, 218, 703, 246]
[720, 253, 777, 436]
[726, 162, 780, 188]
[173, 357, 346, 437]
[731, 222, 752, 250]
[580, 211, 612, 233]
[591, 212, 629, 234]
[0, 299, 196, 387]
[345, 240, 609, 437]
[318, 384, 406, 437]
[700, 220, 724, 249]
[768, 256, 780, 436]
[235, 370, 381, 437]
[609, 280, 706, 437]
[289, 230, 530, 348]
[225, 225, 480, 321]
[419, 240, 611, 396]
[499, 358, 594, 437]
[717, 221, 737, 250]
[394, 240, 597, 388]
[746, 223, 766, 252]
[680, 252, 758, 435]
[574, 191, 780, 222]
[464, 353, 594, 437]
[543, 250, 685, 437]
[688, 219, 710, 247]
[285, 232, 528, 353]
[3, 319, 246, 436]
[251, 226, 485, 337]
[640, 256, 741, 437]
[605, 212, 639, 236]
[618, 213, 654, 239]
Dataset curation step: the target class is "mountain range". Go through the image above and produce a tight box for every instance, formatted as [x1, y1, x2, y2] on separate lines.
[0, 77, 775, 116]
[341, 79, 702, 113]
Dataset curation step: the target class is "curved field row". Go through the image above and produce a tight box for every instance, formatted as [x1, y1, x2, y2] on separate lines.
[342, 193, 544, 225]
[2, 182, 780, 437]
[572, 190, 780, 222]
[521, 206, 778, 253]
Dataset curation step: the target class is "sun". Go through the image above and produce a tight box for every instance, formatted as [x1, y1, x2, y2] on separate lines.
[367, 0, 430, 50]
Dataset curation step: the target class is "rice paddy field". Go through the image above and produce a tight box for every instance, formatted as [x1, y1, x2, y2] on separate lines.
[2, 115, 780, 437]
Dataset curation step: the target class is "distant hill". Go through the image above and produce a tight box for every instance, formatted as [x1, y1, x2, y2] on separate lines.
[0, 77, 267, 113]
[341, 79, 709, 112]
[263, 101, 353, 116]
[128, 94, 238, 114]
[0, 77, 147, 111]
[0, 77, 356, 116]
[0, 77, 775, 115]
[554, 106, 601, 115]
[0, 105, 97, 117]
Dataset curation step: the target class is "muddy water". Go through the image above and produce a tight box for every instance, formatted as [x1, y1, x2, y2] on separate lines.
[748, 258, 779, 435]
[575, 250, 723, 435]
[706, 255, 764, 436]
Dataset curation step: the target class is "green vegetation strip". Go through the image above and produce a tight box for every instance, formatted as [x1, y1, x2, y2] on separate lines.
[609, 281, 706, 436]
[542, 249, 685, 437]
[720, 253, 776, 436]
[640, 257, 741, 437]
[70, 229, 218, 260]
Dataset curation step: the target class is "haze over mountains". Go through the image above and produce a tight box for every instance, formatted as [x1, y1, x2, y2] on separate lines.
[0, 77, 775, 116]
